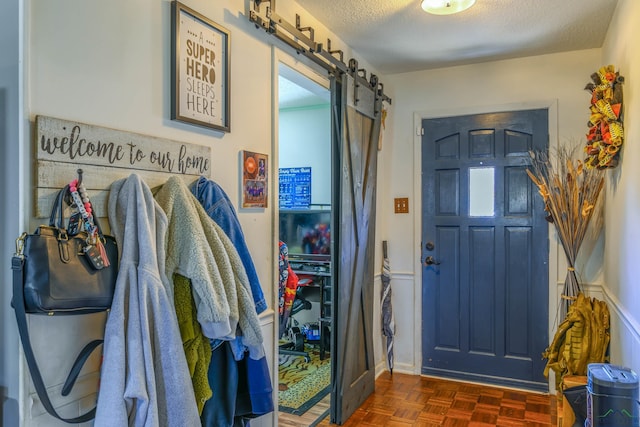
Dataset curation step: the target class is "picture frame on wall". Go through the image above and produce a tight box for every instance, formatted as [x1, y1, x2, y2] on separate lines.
[241, 150, 268, 208]
[171, 1, 230, 132]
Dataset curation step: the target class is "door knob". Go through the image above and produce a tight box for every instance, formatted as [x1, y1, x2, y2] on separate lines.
[424, 256, 441, 266]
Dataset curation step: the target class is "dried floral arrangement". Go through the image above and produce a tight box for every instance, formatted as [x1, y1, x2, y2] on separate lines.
[584, 65, 624, 169]
[527, 146, 604, 318]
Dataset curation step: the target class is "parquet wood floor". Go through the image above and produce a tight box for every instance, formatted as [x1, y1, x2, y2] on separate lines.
[312, 372, 556, 427]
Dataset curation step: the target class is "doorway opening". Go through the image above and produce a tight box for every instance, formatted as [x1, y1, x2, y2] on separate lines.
[276, 63, 333, 426]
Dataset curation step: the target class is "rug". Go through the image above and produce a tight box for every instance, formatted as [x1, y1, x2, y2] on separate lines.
[278, 344, 331, 415]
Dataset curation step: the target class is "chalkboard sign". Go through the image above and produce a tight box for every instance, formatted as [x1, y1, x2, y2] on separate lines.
[279, 167, 311, 209]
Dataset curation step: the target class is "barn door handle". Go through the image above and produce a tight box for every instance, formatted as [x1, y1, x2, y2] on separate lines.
[424, 256, 441, 266]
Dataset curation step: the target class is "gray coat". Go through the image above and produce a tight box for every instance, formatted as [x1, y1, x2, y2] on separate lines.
[95, 174, 200, 427]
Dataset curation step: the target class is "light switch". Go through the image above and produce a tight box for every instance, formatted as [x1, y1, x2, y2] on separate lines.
[394, 197, 409, 213]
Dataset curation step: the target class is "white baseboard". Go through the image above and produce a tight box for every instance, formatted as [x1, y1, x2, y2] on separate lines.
[378, 278, 640, 383]
[375, 360, 415, 378]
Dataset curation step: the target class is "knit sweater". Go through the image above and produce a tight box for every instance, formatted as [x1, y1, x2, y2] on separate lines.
[174, 273, 212, 414]
[154, 176, 263, 349]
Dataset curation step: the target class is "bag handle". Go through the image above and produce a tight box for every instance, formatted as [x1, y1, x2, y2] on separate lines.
[48, 184, 69, 230]
[49, 184, 107, 238]
[11, 256, 100, 423]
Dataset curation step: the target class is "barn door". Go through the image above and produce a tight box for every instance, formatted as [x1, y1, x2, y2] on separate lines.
[331, 73, 382, 424]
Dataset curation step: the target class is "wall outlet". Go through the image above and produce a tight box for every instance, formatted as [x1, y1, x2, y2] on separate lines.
[394, 197, 409, 213]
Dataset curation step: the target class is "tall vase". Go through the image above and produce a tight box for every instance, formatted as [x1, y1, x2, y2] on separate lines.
[560, 259, 581, 321]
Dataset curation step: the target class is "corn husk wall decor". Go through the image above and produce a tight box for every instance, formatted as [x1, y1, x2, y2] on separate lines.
[527, 145, 604, 320]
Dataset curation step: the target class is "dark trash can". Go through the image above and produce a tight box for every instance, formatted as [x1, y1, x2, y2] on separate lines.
[586, 363, 639, 427]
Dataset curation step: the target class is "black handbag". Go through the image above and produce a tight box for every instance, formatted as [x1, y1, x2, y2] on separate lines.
[16, 184, 118, 314]
[11, 184, 119, 423]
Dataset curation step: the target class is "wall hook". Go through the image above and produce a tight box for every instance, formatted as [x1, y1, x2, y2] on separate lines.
[76, 169, 84, 187]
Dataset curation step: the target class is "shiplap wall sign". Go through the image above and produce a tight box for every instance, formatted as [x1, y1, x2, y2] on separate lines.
[35, 115, 212, 218]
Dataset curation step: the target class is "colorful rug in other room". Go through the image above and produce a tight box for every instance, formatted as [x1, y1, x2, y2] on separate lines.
[278, 344, 331, 415]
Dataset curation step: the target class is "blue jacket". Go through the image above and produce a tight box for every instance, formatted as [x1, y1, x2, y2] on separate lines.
[191, 176, 268, 314]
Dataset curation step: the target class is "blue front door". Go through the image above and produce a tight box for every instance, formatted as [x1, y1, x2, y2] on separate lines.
[421, 109, 549, 391]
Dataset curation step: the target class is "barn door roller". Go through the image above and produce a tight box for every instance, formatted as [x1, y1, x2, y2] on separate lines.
[249, 0, 392, 106]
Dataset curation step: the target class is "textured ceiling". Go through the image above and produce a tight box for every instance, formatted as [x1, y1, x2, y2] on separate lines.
[294, 0, 619, 75]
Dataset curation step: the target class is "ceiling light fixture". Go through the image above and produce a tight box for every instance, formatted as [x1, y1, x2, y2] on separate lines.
[420, 0, 476, 15]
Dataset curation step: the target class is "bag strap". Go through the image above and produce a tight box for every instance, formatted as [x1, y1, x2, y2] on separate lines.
[61, 339, 103, 397]
[11, 256, 99, 423]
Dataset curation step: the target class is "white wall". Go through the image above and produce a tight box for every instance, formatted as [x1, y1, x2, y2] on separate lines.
[385, 49, 608, 377]
[600, 0, 640, 374]
[279, 104, 332, 207]
[7, 0, 388, 425]
[26, 1, 273, 425]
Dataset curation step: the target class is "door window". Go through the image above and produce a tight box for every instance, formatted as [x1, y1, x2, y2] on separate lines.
[469, 166, 495, 217]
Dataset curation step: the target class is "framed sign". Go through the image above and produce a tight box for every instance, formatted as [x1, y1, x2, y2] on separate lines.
[171, 1, 230, 132]
[279, 167, 311, 209]
[241, 150, 268, 208]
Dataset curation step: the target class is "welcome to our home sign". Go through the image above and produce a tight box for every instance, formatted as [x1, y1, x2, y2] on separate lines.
[35, 115, 211, 218]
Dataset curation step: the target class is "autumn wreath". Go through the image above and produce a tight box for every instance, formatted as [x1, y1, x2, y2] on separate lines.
[584, 65, 624, 169]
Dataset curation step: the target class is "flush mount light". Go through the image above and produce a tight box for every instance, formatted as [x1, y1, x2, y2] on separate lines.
[421, 0, 476, 15]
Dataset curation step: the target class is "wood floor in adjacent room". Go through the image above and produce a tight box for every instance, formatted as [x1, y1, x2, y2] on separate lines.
[279, 393, 331, 427]
[309, 372, 556, 427]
